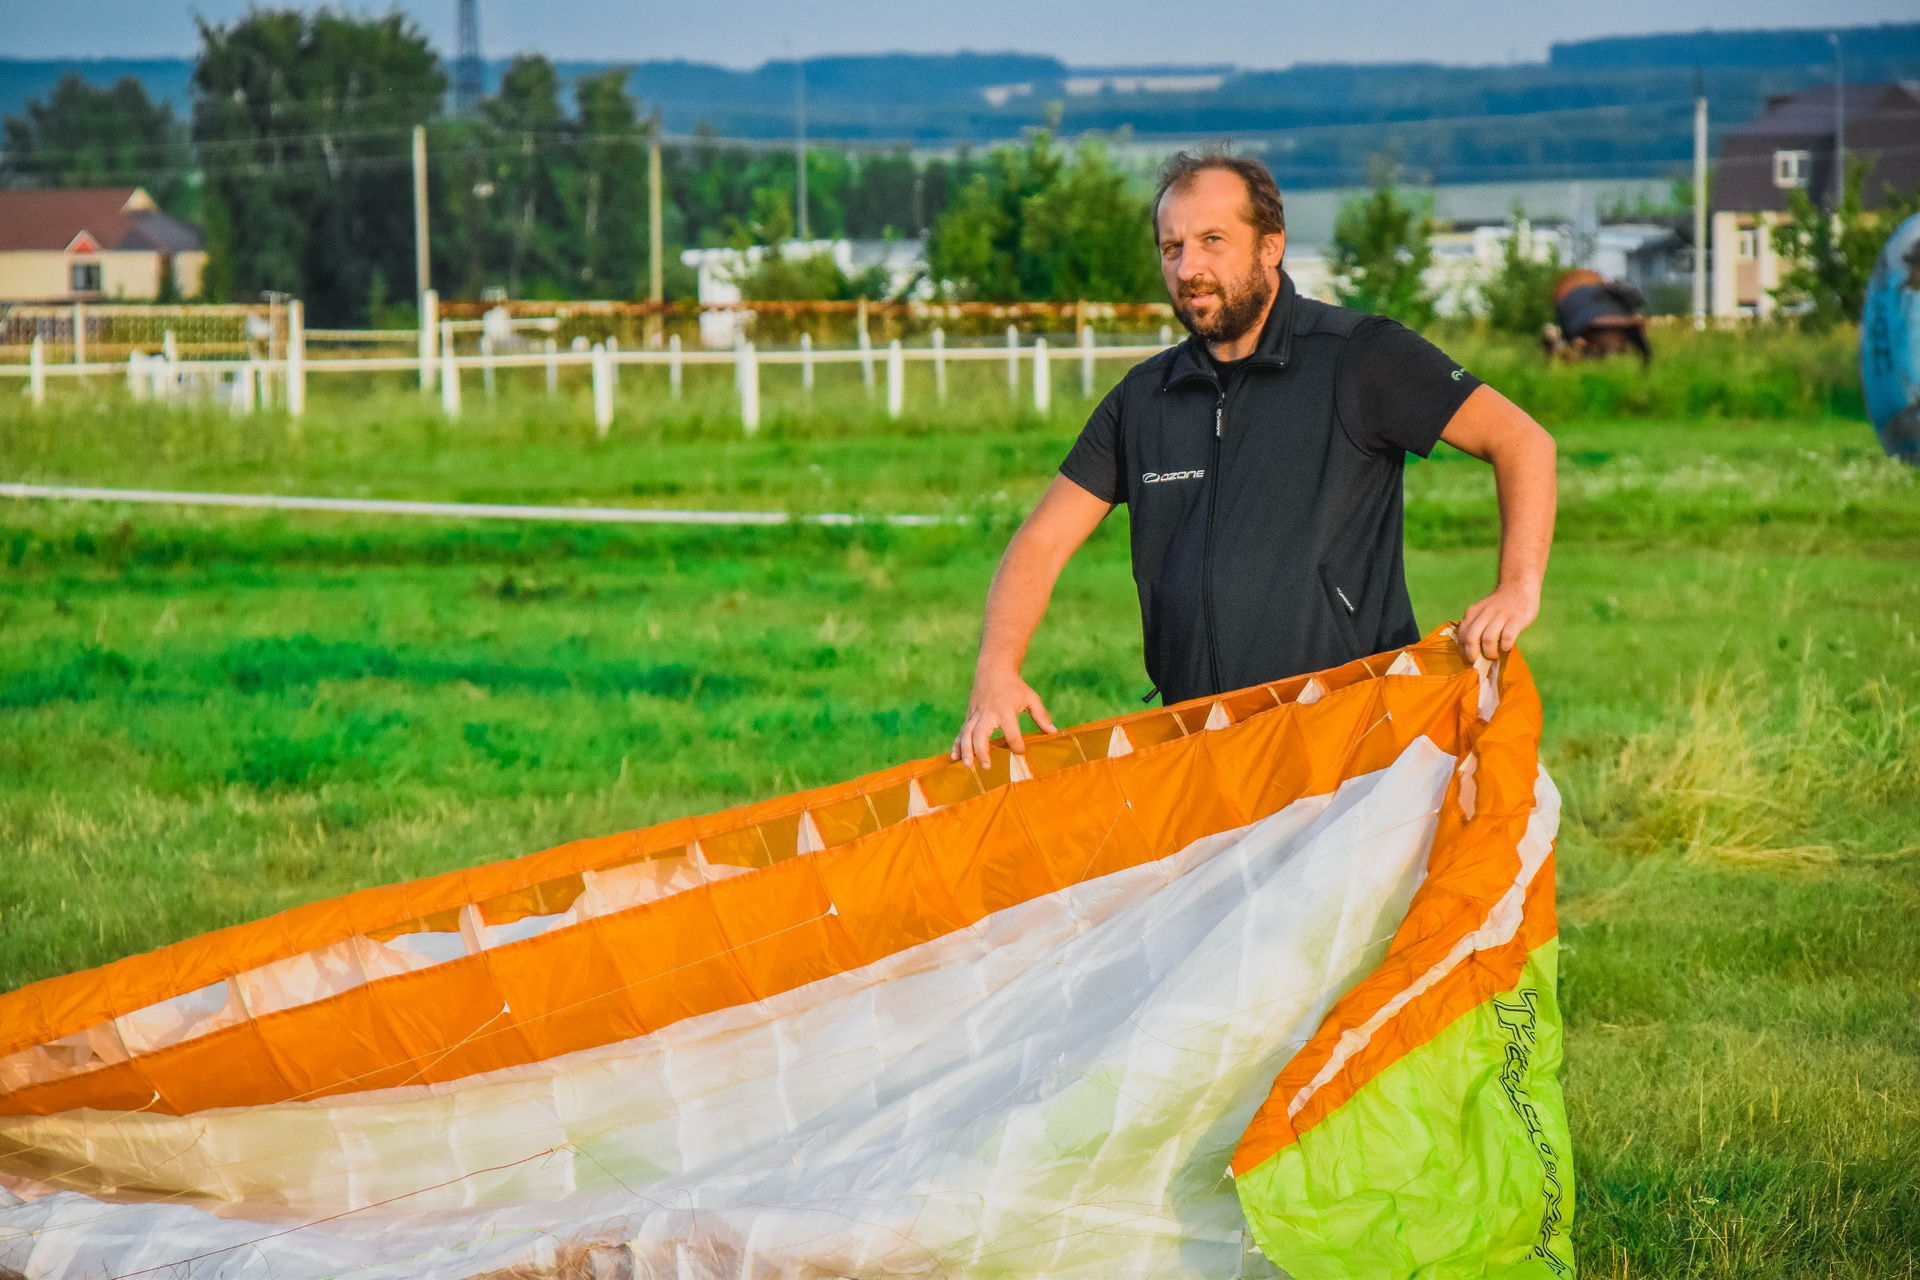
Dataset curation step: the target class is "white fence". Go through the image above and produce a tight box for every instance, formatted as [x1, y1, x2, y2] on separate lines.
[2, 291, 1179, 434]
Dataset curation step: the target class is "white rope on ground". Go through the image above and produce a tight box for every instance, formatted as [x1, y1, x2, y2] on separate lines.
[0, 483, 957, 527]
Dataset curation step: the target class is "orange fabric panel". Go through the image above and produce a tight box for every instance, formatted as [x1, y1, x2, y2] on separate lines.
[1229, 651, 1550, 1176]
[1, 633, 1487, 1118]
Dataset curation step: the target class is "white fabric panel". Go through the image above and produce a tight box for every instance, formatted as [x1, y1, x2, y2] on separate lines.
[0, 741, 1483, 1280]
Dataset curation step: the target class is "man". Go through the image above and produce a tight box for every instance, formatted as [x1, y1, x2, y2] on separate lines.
[952, 152, 1556, 766]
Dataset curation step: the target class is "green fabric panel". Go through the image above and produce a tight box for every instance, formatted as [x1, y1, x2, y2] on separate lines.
[1236, 940, 1574, 1280]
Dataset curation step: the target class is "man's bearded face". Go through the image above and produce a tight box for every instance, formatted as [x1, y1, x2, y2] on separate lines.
[1170, 256, 1274, 345]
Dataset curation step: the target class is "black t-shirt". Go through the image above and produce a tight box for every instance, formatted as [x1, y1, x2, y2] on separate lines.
[1063, 317, 1480, 506]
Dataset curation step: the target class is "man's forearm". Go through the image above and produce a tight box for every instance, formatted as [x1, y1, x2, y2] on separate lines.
[1491, 426, 1557, 592]
[975, 527, 1071, 676]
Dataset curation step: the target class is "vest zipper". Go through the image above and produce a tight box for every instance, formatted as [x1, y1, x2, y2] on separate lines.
[1203, 388, 1226, 694]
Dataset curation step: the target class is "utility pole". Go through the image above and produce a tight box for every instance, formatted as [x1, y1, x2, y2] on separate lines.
[1829, 33, 1846, 208]
[1692, 81, 1708, 330]
[455, 0, 483, 115]
[412, 124, 431, 303]
[793, 52, 809, 241]
[648, 111, 665, 304]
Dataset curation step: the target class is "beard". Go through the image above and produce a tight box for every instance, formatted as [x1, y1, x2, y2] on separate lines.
[1171, 262, 1275, 345]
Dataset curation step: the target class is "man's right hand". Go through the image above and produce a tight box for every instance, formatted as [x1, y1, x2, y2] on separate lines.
[951, 667, 1058, 767]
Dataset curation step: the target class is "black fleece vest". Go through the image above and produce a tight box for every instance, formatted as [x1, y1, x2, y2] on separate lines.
[1110, 277, 1421, 703]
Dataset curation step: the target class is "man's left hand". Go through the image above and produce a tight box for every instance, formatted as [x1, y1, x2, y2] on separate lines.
[1458, 583, 1540, 662]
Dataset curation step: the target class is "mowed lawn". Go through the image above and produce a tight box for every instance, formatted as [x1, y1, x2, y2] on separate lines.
[1, 371, 1917, 1278]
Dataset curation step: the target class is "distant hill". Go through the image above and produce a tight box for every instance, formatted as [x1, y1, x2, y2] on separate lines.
[1550, 22, 1920, 69]
[4, 24, 1918, 188]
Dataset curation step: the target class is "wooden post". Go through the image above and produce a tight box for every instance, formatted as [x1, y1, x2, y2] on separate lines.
[1005, 324, 1019, 398]
[799, 331, 814, 395]
[1079, 322, 1095, 397]
[480, 334, 497, 398]
[545, 337, 558, 397]
[286, 300, 306, 418]
[71, 301, 85, 365]
[1032, 338, 1050, 414]
[932, 327, 947, 401]
[737, 341, 760, 434]
[419, 288, 438, 391]
[668, 333, 683, 399]
[591, 342, 613, 438]
[647, 113, 664, 304]
[886, 338, 905, 419]
[440, 345, 461, 418]
[1159, 323, 1173, 346]
[28, 336, 45, 406]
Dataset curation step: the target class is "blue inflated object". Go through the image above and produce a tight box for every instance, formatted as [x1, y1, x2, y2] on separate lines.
[1862, 212, 1920, 464]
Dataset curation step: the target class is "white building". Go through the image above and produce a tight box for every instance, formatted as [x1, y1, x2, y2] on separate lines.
[680, 238, 929, 346]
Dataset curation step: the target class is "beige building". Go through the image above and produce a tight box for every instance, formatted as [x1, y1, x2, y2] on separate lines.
[0, 187, 206, 302]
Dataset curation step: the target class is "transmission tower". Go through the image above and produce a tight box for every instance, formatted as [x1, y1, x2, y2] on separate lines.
[455, 0, 483, 114]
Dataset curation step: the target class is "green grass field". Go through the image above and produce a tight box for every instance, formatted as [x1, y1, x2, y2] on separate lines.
[2, 333, 1917, 1277]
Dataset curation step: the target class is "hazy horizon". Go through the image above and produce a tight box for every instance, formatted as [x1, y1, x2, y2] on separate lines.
[4, 0, 1915, 69]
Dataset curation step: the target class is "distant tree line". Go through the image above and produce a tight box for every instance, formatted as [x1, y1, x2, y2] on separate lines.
[0, 9, 1179, 323]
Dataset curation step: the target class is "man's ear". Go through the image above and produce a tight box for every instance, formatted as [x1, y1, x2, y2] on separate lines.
[1261, 231, 1286, 270]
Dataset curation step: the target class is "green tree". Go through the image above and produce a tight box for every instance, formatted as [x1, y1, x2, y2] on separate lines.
[570, 69, 649, 296]
[1331, 167, 1437, 328]
[1018, 139, 1161, 302]
[1, 74, 187, 210]
[1478, 209, 1564, 336]
[927, 133, 1154, 302]
[1770, 157, 1920, 330]
[193, 9, 446, 322]
[476, 56, 571, 298]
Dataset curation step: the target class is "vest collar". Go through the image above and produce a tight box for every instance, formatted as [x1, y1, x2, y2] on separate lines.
[1162, 269, 1298, 391]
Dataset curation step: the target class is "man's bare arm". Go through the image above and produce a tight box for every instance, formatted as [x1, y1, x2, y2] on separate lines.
[951, 476, 1113, 766]
[1437, 384, 1558, 662]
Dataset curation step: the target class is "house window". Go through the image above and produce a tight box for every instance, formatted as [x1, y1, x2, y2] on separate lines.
[70, 261, 102, 293]
[1736, 228, 1757, 260]
[1774, 149, 1811, 189]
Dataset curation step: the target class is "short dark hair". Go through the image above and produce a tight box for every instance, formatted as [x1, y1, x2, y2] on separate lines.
[1153, 150, 1286, 240]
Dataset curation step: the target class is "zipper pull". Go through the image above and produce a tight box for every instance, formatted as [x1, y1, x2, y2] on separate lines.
[1214, 398, 1224, 438]
[1335, 586, 1356, 614]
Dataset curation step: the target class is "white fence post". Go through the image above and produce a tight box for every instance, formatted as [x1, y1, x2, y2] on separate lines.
[128, 352, 147, 400]
[1159, 323, 1173, 346]
[440, 345, 461, 418]
[235, 359, 257, 415]
[71, 301, 85, 365]
[545, 338, 558, 397]
[419, 288, 438, 391]
[28, 336, 45, 406]
[1080, 323, 1095, 397]
[668, 333, 683, 400]
[1032, 337, 1050, 414]
[480, 334, 497, 398]
[799, 332, 814, 395]
[737, 341, 761, 434]
[1005, 324, 1019, 398]
[591, 342, 614, 438]
[606, 336, 621, 392]
[857, 323, 874, 396]
[932, 326, 947, 401]
[162, 330, 178, 400]
[286, 300, 306, 418]
[886, 338, 905, 419]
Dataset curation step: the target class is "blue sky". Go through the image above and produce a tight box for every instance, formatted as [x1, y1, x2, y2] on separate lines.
[4, 0, 1915, 66]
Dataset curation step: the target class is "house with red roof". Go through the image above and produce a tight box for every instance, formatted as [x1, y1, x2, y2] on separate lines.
[0, 186, 207, 302]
